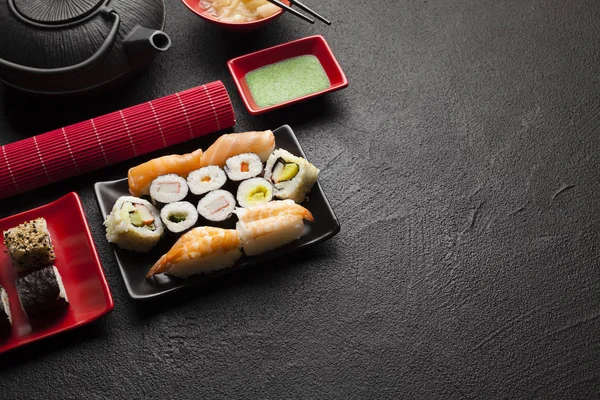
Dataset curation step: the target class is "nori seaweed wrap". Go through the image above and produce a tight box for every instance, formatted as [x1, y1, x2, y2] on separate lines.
[16, 266, 68, 319]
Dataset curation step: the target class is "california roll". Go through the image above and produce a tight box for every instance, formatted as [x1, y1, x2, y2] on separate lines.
[264, 149, 319, 203]
[105, 196, 164, 252]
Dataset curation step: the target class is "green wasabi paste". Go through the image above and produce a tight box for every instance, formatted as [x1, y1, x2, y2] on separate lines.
[245, 55, 331, 108]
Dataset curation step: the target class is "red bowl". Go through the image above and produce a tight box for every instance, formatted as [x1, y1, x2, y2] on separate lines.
[228, 35, 349, 115]
[180, 0, 289, 32]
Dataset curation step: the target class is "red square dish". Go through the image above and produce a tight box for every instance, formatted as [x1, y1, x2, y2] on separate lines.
[228, 35, 348, 115]
[0, 192, 114, 354]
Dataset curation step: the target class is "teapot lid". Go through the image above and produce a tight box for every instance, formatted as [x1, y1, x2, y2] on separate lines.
[10, 0, 106, 26]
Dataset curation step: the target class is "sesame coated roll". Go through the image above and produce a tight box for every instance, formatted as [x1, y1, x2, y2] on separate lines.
[3, 218, 56, 273]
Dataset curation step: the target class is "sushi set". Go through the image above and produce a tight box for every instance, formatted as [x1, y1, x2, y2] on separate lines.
[0, 0, 346, 353]
[95, 125, 339, 299]
[0, 193, 113, 354]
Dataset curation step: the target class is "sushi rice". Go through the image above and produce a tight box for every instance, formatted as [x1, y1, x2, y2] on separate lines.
[53, 266, 69, 303]
[264, 149, 319, 204]
[0, 287, 12, 326]
[224, 153, 263, 181]
[105, 196, 164, 252]
[236, 178, 273, 208]
[197, 190, 236, 222]
[160, 202, 199, 233]
[187, 166, 227, 195]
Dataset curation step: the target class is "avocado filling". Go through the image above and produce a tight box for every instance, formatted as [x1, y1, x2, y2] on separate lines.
[272, 159, 299, 183]
[127, 203, 156, 230]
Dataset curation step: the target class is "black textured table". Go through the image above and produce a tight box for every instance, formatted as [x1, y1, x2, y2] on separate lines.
[1, 1, 600, 398]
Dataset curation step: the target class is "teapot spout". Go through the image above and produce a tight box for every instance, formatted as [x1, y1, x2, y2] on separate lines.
[124, 26, 171, 70]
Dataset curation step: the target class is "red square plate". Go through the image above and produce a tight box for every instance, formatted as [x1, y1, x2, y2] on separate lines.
[0, 192, 114, 354]
[228, 35, 348, 115]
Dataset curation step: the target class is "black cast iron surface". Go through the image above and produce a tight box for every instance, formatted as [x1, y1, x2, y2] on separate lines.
[0, 0, 599, 398]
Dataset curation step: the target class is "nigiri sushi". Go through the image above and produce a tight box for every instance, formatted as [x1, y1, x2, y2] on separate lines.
[128, 149, 203, 197]
[146, 227, 242, 278]
[235, 200, 314, 256]
[201, 130, 275, 167]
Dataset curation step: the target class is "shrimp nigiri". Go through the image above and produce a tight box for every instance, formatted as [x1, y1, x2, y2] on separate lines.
[235, 201, 314, 256]
[128, 149, 203, 196]
[146, 226, 241, 278]
[201, 130, 275, 167]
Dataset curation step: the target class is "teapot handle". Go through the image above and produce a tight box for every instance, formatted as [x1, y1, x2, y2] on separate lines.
[0, 7, 120, 77]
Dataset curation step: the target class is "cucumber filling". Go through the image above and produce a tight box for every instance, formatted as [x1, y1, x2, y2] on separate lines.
[168, 213, 188, 223]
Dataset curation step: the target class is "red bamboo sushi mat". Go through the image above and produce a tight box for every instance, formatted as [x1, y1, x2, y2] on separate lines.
[0, 81, 235, 199]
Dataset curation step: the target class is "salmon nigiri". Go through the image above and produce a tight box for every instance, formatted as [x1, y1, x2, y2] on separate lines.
[128, 149, 203, 196]
[201, 130, 275, 167]
[147, 226, 242, 278]
[235, 201, 314, 256]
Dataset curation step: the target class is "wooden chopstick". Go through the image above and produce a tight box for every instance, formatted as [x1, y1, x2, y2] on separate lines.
[290, 0, 331, 25]
[265, 0, 315, 24]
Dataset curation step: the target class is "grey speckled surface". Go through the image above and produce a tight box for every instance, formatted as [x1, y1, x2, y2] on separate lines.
[1, 0, 600, 398]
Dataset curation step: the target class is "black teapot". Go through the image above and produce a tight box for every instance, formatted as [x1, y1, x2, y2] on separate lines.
[0, 0, 171, 95]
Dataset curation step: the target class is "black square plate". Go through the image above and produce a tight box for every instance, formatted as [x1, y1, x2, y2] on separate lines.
[94, 125, 340, 300]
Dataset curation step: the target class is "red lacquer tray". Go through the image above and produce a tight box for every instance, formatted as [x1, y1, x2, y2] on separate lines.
[228, 35, 348, 115]
[0, 192, 114, 354]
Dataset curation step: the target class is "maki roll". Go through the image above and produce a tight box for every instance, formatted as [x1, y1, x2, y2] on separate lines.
[160, 202, 199, 233]
[236, 178, 273, 208]
[187, 166, 227, 196]
[3, 218, 56, 273]
[197, 190, 236, 222]
[0, 287, 12, 335]
[16, 266, 68, 319]
[149, 174, 189, 206]
[224, 153, 263, 181]
[264, 149, 320, 203]
[105, 196, 164, 252]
